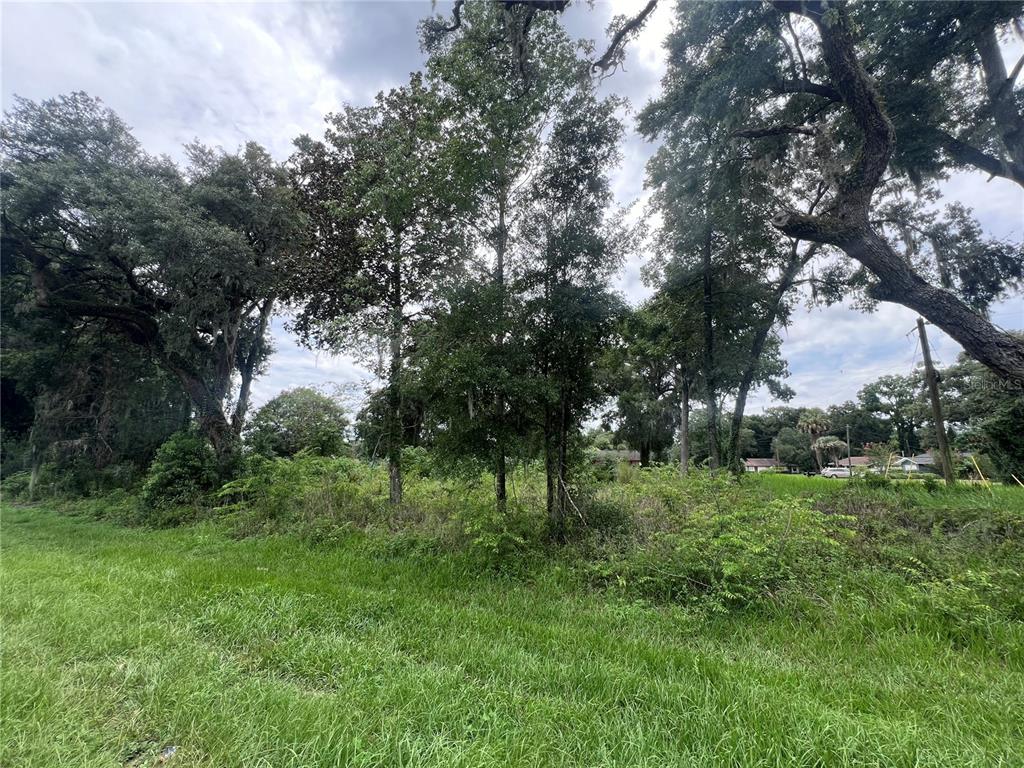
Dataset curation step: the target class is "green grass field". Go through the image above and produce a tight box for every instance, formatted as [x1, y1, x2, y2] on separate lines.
[3, 503, 1022, 768]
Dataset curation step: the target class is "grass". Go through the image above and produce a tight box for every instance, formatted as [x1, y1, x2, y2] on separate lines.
[3, 502, 1023, 767]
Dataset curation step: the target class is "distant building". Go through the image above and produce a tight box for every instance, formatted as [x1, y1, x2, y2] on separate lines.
[836, 456, 873, 468]
[743, 458, 782, 473]
[889, 453, 937, 473]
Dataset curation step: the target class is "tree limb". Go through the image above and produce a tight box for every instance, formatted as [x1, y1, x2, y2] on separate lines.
[592, 0, 659, 73]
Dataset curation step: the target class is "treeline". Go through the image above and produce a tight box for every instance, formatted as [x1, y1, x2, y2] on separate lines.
[3, 2, 1024, 528]
[593, 358, 1023, 480]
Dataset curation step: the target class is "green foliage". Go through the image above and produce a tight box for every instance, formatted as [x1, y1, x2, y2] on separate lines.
[245, 387, 349, 458]
[140, 432, 220, 515]
[216, 453, 383, 534]
[590, 470, 852, 610]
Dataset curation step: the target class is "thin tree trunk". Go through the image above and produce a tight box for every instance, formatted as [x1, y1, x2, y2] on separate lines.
[724, 245, 811, 472]
[679, 375, 690, 476]
[555, 391, 570, 543]
[231, 297, 274, 435]
[544, 404, 558, 538]
[387, 256, 404, 507]
[701, 226, 720, 470]
[493, 194, 508, 515]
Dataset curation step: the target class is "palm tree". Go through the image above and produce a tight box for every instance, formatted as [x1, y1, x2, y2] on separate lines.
[813, 436, 848, 467]
[798, 408, 832, 469]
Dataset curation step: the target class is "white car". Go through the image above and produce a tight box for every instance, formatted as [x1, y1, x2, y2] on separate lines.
[820, 466, 852, 478]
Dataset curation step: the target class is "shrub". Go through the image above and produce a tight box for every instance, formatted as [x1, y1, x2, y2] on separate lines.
[217, 453, 385, 534]
[591, 486, 854, 611]
[140, 432, 220, 513]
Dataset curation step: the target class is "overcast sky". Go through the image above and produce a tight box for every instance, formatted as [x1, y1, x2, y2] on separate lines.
[3, 1, 1022, 414]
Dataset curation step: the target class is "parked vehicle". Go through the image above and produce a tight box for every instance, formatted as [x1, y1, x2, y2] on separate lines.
[820, 466, 852, 478]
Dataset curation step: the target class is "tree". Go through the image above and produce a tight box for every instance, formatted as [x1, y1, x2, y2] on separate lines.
[797, 408, 832, 469]
[825, 400, 892, 451]
[604, 307, 679, 467]
[1, 94, 301, 471]
[813, 435, 848, 466]
[517, 87, 627, 540]
[245, 388, 349, 458]
[641, 94, 803, 473]
[772, 426, 814, 472]
[939, 351, 1024, 482]
[642, 1, 1024, 380]
[422, 2, 579, 511]
[858, 374, 925, 456]
[288, 75, 468, 505]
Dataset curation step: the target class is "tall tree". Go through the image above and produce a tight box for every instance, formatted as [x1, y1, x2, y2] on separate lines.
[858, 374, 926, 456]
[422, 2, 579, 511]
[797, 408, 832, 469]
[518, 87, 627, 540]
[1, 94, 301, 470]
[604, 306, 680, 467]
[288, 75, 468, 505]
[642, 1, 1024, 380]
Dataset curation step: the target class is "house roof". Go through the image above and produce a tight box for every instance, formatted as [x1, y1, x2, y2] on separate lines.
[837, 456, 872, 466]
[744, 458, 781, 468]
[890, 454, 935, 466]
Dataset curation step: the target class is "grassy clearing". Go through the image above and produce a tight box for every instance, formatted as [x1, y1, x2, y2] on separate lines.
[3, 501, 1023, 768]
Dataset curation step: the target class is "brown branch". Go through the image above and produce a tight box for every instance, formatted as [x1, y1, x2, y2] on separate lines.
[592, 0, 659, 73]
[732, 123, 817, 139]
[927, 126, 1024, 186]
[774, 77, 840, 101]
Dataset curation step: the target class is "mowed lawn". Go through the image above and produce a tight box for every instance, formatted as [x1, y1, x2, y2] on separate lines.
[2, 507, 1022, 768]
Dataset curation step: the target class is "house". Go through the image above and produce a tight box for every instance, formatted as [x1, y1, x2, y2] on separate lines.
[836, 456, 873, 468]
[743, 458, 782, 473]
[888, 453, 937, 473]
[591, 449, 642, 466]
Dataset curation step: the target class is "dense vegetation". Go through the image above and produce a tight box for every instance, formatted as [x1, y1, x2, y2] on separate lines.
[3, 470, 1023, 766]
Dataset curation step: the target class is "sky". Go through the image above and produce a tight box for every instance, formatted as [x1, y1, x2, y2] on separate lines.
[2, 0, 1022, 415]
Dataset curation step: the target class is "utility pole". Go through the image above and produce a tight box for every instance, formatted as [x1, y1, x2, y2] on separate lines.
[916, 318, 955, 485]
[846, 424, 852, 481]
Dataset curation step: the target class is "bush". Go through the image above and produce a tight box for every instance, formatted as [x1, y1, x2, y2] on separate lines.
[590, 472, 854, 611]
[217, 453, 385, 535]
[140, 431, 220, 513]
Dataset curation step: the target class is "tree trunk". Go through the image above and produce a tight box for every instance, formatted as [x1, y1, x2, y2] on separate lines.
[165, 356, 238, 474]
[387, 258, 404, 507]
[555, 391, 570, 543]
[846, 231, 1024, 381]
[679, 375, 690, 476]
[724, 245, 810, 473]
[771, 0, 1024, 381]
[639, 442, 651, 468]
[972, 24, 1024, 172]
[701, 226, 720, 469]
[493, 193, 509, 514]
[231, 297, 274, 435]
[27, 423, 41, 500]
[544, 404, 559, 540]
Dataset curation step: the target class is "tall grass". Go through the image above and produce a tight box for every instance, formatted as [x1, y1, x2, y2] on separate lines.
[3, 506, 1023, 767]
